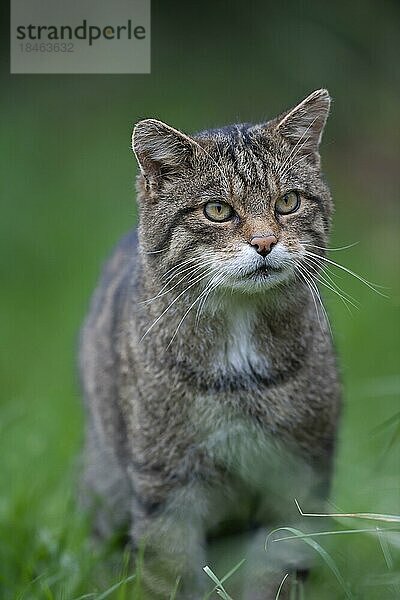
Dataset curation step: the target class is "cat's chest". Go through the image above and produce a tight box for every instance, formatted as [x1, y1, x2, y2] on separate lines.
[192, 397, 278, 489]
[216, 307, 269, 378]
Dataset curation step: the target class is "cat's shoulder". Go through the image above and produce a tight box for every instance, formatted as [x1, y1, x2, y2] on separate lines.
[97, 228, 139, 284]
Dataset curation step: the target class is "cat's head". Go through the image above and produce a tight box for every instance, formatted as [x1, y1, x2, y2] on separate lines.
[132, 89, 333, 296]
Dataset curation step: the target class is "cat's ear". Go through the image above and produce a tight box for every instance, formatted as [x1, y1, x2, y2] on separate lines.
[274, 89, 331, 162]
[132, 119, 198, 186]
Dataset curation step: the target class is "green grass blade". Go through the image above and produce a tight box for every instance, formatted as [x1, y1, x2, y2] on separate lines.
[265, 526, 353, 599]
[295, 498, 400, 523]
[203, 565, 223, 587]
[202, 558, 245, 599]
[203, 566, 235, 600]
[216, 591, 234, 600]
[271, 527, 396, 543]
[219, 558, 246, 585]
[169, 576, 181, 600]
[275, 572, 289, 599]
[95, 574, 136, 600]
[376, 528, 394, 570]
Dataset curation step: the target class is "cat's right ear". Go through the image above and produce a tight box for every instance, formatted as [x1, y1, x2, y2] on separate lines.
[132, 119, 198, 189]
[273, 89, 331, 165]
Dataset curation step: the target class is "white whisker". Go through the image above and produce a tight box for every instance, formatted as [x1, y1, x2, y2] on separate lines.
[161, 255, 213, 281]
[195, 272, 227, 327]
[139, 268, 217, 343]
[142, 248, 167, 255]
[142, 258, 217, 305]
[301, 255, 359, 312]
[296, 262, 332, 337]
[303, 250, 387, 297]
[166, 269, 222, 348]
[299, 240, 360, 252]
[295, 264, 324, 332]
[277, 115, 319, 178]
[284, 151, 313, 173]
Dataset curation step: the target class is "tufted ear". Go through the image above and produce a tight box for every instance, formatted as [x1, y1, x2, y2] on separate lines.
[274, 89, 331, 162]
[132, 119, 198, 186]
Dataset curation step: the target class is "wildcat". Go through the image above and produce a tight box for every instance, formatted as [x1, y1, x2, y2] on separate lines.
[79, 89, 341, 599]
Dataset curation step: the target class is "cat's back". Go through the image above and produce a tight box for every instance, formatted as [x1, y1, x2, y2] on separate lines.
[79, 229, 139, 411]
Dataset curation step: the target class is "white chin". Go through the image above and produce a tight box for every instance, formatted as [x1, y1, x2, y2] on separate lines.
[223, 270, 292, 293]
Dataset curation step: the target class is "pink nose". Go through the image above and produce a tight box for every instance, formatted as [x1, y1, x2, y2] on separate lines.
[250, 235, 277, 257]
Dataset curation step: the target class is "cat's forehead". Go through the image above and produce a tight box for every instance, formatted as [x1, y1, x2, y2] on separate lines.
[162, 120, 319, 213]
[192, 123, 282, 208]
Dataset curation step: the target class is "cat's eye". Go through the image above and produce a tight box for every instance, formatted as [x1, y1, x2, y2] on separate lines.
[204, 201, 234, 222]
[275, 191, 300, 215]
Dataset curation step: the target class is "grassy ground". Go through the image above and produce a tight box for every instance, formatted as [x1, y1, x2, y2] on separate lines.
[1, 2, 399, 598]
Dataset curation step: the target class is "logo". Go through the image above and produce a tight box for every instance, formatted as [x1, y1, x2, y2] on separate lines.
[11, 0, 151, 74]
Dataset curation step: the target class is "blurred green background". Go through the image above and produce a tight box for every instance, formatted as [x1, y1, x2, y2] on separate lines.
[1, 1, 399, 598]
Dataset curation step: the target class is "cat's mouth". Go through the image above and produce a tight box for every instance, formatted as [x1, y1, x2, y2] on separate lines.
[221, 258, 293, 291]
[248, 264, 284, 279]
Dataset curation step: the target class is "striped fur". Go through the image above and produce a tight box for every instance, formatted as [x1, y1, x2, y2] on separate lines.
[79, 90, 341, 599]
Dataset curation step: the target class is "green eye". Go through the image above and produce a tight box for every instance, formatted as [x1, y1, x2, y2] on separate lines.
[275, 191, 300, 215]
[204, 201, 234, 222]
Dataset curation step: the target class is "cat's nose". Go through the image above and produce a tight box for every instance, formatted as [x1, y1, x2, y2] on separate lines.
[250, 235, 277, 257]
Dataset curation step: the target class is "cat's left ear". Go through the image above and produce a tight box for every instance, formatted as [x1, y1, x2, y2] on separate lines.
[274, 89, 331, 163]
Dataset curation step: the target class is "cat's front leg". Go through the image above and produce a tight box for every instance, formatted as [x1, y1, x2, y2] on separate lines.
[129, 485, 207, 600]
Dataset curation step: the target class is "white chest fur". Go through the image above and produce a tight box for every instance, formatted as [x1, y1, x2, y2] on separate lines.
[220, 306, 269, 377]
